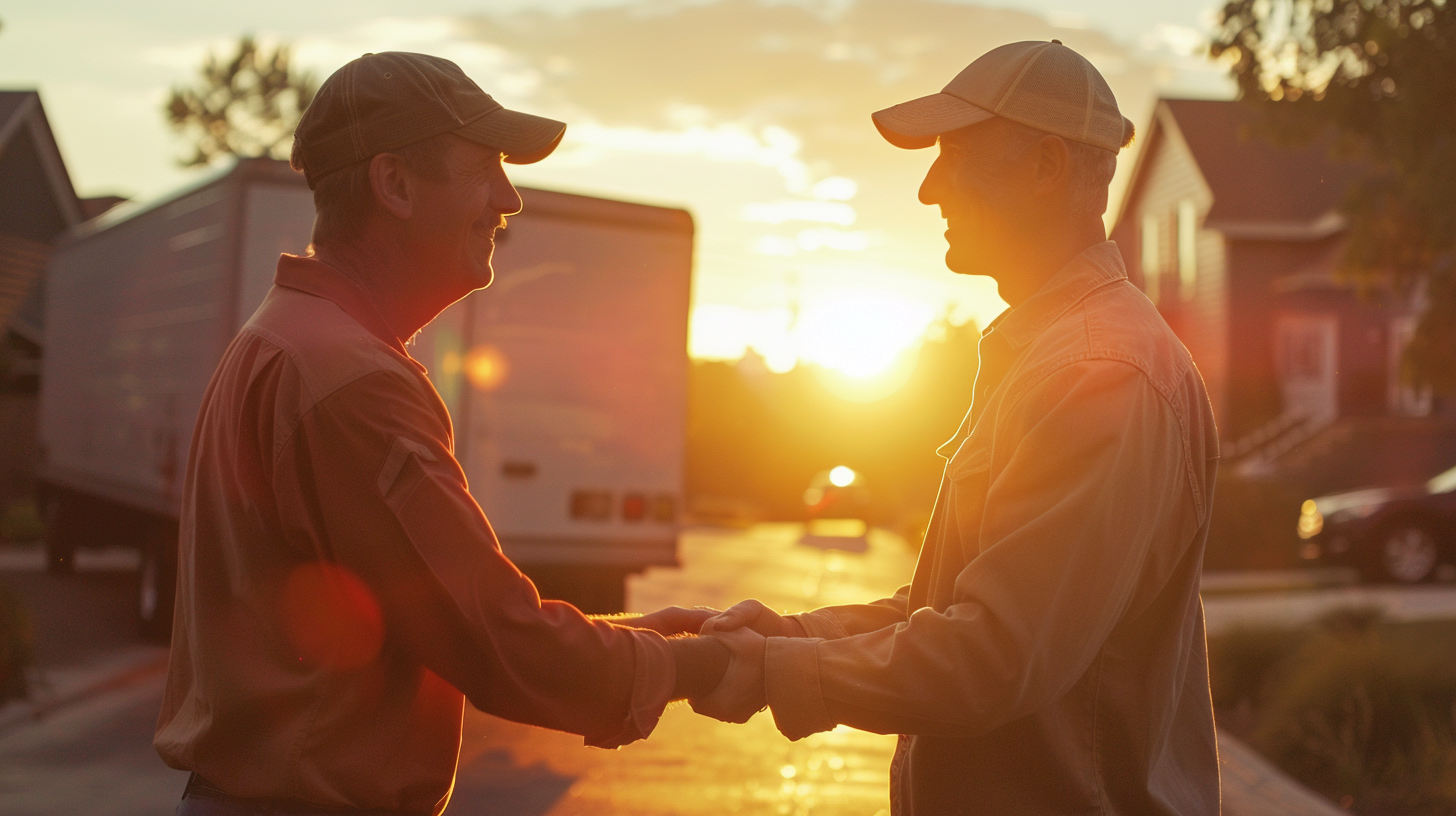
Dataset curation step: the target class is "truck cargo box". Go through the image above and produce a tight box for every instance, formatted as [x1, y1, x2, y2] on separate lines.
[38, 158, 694, 627]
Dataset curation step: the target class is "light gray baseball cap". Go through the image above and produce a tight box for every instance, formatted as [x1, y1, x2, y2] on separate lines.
[872, 40, 1134, 153]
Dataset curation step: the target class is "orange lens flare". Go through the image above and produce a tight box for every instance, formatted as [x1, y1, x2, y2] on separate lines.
[282, 562, 384, 671]
[464, 346, 509, 391]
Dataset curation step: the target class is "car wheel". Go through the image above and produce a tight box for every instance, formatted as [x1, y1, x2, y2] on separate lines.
[1375, 522, 1441, 584]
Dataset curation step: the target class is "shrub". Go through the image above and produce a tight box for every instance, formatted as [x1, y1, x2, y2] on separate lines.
[1210, 610, 1456, 814]
[1204, 471, 1306, 571]
[0, 501, 45, 544]
[0, 583, 32, 702]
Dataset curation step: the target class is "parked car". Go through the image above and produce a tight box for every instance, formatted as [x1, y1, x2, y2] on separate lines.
[803, 466, 871, 520]
[1296, 463, 1456, 583]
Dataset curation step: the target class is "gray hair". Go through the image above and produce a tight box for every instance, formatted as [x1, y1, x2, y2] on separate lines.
[309, 133, 453, 246]
[997, 120, 1121, 220]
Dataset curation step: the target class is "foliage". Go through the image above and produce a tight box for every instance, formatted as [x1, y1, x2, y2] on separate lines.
[1210, 612, 1456, 814]
[0, 582, 31, 703]
[164, 35, 317, 168]
[1204, 471, 1305, 571]
[685, 318, 980, 535]
[1209, 0, 1456, 392]
[1, 501, 44, 543]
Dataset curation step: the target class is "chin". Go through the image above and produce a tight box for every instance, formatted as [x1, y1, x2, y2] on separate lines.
[944, 247, 989, 278]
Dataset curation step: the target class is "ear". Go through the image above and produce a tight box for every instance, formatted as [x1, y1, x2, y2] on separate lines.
[1031, 135, 1072, 197]
[368, 152, 414, 220]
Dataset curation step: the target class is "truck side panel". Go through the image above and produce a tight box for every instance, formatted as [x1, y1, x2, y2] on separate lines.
[413, 198, 693, 568]
[40, 181, 237, 513]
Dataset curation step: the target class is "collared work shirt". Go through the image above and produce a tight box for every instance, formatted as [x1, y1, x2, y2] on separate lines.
[766, 242, 1221, 815]
[155, 255, 674, 815]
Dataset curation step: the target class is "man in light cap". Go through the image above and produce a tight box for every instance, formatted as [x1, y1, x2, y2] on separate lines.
[155, 52, 729, 815]
[693, 41, 1221, 814]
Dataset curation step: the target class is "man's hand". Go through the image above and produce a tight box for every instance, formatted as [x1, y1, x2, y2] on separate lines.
[623, 606, 719, 637]
[690, 626, 767, 724]
[700, 599, 804, 638]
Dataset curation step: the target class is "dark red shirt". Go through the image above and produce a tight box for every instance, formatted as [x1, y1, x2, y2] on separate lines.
[155, 254, 674, 814]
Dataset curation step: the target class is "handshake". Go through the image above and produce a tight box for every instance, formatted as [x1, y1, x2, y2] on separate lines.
[631, 600, 804, 725]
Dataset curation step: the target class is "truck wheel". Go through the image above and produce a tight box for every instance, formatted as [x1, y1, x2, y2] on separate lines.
[41, 493, 75, 575]
[137, 520, 179, 643]
[1368, 521, 1441, 584]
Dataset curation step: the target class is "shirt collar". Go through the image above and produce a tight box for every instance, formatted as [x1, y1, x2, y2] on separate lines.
[273, 254, 411, 357]
[987, 241, 1128, 350]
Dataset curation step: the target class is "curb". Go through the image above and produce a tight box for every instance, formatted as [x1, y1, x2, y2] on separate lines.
[1219, 729, 1345, 816]
[0, 646, 169, 738]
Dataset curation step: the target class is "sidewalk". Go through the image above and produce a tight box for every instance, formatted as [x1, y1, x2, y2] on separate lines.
[1219, 730, 1345, 816]
[0, 643, 1347, 816]
[0, 645, 168, 738]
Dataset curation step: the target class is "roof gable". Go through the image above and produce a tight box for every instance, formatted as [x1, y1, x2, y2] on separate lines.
[1117, 98, 1366, 240]
[0, 90, 85, 336]
[1165, 99, 1363, 228]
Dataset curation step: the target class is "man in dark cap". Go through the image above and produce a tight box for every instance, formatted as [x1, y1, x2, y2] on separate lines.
[155, 52, 727, 816]
[693, 41, 1221, 815]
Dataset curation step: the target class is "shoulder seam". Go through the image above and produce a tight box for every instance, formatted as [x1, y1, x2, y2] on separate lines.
[996, 355, 1208, 523]
[270, 368, 418, 467]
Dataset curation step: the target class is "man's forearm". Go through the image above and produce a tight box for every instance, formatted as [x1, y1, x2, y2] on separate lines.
[668, 636, 730, 700]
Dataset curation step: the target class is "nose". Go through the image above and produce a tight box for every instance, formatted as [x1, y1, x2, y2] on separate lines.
[919, 154, 947, 208]
[491, 164, 524, 217]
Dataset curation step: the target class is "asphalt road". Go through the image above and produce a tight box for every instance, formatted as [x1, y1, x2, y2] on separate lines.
[0, 525, 913, 816]
[4, 527, 1455, 816]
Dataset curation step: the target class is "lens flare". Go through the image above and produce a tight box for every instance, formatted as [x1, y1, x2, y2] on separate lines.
[282, 562, 384, 672]
[465, 345, 509, 391]
[829, 466, 856, 487]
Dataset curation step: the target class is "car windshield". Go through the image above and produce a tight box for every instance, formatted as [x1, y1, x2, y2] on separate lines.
[1428, 463, 1456, 494]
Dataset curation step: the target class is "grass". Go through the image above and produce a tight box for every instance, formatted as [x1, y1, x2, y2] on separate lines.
[1210, 609, 1456, 814]
[0, 582, 32, 702]
[0, 501, 45, 544]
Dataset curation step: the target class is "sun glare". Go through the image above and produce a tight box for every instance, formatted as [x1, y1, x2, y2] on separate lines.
[796, 291, 935, 379]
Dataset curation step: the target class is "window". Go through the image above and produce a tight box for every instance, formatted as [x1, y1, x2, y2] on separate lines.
[1177, 199, 1197, 300]
[1140, 213, 1160, 304]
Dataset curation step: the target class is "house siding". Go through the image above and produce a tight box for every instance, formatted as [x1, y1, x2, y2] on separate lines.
[1112, 111, 1229, 432]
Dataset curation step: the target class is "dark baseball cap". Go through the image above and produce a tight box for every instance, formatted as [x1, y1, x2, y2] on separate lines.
[290, 51, 566, 188]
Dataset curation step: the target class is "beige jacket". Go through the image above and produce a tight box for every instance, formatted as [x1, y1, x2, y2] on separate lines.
[766, 242, 1221, 815]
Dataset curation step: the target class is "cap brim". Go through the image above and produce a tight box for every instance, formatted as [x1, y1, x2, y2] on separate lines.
[456, 106, 567, 165]
[871, 93, 996, 149]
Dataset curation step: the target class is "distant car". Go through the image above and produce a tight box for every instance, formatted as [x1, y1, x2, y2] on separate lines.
[803, 466, 871, 520]
[1296, 463, 1456, 583]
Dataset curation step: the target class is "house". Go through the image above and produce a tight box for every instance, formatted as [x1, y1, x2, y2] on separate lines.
[0, 90, 122, 506]
[1111, 98, 1452, 486]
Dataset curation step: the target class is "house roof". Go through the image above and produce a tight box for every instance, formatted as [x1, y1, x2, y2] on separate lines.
[1118, 98, 1366, 240]
[0, 90, 86, 338]
[1166, 99, 1363, 227]
[0, 93, 32, 129]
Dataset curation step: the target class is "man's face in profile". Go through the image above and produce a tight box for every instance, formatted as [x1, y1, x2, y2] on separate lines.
[917, 118, 1037, 281]
[408, 135, 524, 295]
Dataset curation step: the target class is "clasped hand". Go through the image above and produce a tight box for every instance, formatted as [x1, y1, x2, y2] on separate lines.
[689, 600, 798, 724]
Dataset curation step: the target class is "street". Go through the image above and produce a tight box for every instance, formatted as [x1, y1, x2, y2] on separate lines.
[4, 528, 1456, 815]
[0, 525, 912, 816]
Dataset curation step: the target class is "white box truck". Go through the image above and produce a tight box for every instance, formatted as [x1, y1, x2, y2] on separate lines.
[38, 158, 693, 635]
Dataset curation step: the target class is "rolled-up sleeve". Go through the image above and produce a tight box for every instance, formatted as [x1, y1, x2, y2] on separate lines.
[789, 587, 911, 639]
[273, 369, 672, 749]
[764, 360, 1198, 740]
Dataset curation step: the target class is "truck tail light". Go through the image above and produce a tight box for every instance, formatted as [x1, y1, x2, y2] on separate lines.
[622, 493, 647, 522]
[570, 490, 612, 521]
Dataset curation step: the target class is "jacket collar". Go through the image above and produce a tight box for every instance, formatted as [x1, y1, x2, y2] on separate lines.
[988, 241, 1128, 350]
[273, 254, 411, 358]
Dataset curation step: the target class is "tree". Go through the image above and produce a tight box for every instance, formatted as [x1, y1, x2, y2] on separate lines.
[165, 35, 317, 168]
[1210, 0, 1456, 391]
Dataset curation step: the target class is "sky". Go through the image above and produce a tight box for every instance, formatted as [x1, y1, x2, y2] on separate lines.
[0, 0, 1235, 380]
